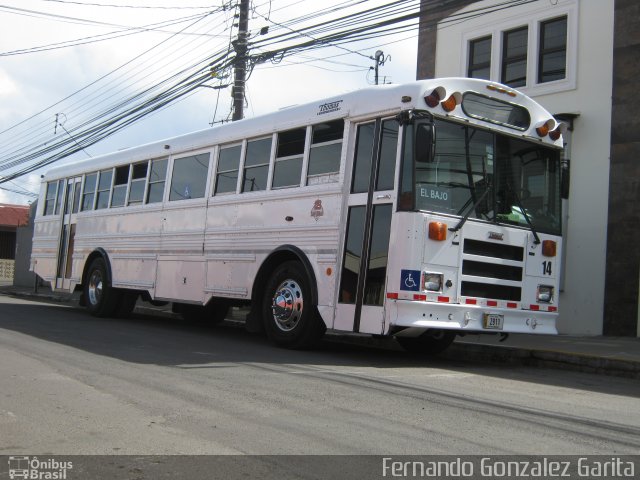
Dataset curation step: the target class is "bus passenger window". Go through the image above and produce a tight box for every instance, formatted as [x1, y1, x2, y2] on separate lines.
[146, 158, 167, 204]
[44, 181, 57, 216]
[128, 162, 148, 206]
[273, 128, 305, 189]
[169, 153, 209, 201]
[307, 119, 343, 185]
[53, 179, 65, 215]
[111, 165, 130, 207]
[96, 169, 113, 210]
[215, 145, 241, 195]
[242, 138, 271, 193]
[81, 173, 97, 211]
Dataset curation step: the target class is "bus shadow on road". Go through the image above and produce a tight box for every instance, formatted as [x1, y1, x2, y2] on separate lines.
[1, 298, 638, 397]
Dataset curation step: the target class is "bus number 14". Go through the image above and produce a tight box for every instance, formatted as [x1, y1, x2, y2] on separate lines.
[542, 261, 553, 276]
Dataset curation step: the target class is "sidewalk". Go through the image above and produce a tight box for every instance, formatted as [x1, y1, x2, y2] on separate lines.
[1, 284, 639, 378]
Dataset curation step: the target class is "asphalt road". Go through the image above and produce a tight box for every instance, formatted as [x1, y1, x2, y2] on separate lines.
[1, 295, 639, 456]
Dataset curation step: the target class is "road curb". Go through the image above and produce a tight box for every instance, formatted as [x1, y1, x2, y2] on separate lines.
[446, 342, 640, 379]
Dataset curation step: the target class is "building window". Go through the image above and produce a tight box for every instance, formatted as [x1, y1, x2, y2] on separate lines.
[44, 181, 57, 216]
[468, 36, 491, 80]
[538, 16, 567, 83]
[242, 137, 271, 193]
[272, 128, 305, 189]
[146, 158, 167, 204]
[501, 26, 528, 87]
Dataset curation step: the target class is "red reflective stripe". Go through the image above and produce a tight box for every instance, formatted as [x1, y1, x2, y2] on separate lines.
[530, 305, 540, 311]
[487, 300, 498, 307]
[465, 298, 477, 305]
[548, 306, 557, 312]
[386, 292, 398, 299]
[414, 294, 427, 301]
[437, 296, 450, 303]
[507, 302, 517, 309]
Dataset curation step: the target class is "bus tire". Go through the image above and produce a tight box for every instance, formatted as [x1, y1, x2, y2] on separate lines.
[114, 290, 138, 318]
[262, 261, 325, 349]
[84, 257, 121, 317]
[396, 330, 456, 355]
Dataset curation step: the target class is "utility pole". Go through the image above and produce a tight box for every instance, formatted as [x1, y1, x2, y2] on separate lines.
[372, 50, 387, 85]
[232, 0, 249, 121]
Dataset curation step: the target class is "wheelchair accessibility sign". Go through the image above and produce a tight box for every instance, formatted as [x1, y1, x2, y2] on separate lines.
[400, 269, 421, 291]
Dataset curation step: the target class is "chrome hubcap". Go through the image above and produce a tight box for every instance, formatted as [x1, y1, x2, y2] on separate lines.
[271, 279, 303, 332]
[88, 270, 103, 306]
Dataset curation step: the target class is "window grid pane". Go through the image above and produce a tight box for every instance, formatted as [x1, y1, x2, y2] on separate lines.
[468, 36, 491, 80]
[538, 17, 567, 83]
[501, 27, 528, 88]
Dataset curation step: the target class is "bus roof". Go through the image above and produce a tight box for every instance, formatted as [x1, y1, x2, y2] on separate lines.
[43, 78, 562, 181]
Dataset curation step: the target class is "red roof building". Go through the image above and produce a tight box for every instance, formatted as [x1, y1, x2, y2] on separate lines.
[0, 203, 30, 228]
[0, 203, 30, 261]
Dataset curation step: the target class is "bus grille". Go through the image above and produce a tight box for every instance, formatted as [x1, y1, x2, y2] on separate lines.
[460, 239, 524, 302]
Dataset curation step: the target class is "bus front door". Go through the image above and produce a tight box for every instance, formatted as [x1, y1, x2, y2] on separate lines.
[55, 177, 82, 290]
[336, 118, 398, 334]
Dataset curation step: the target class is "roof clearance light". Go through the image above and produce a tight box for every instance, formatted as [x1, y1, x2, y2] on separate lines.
[424, 86, 446, 108]
[535, 119, 555, 137]
[441, 92, 462, 112]
[428, 221, 447, 241]
[549, 123, 567, 141]
[542, 240, 557, 257]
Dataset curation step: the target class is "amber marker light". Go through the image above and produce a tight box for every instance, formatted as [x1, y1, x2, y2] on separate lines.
[441, 92, 461, 112]
[428, 221, 447, 241]
[542, 240, 557, 257]
[424, 86, 446, 108]
[535, 119, 555, 138]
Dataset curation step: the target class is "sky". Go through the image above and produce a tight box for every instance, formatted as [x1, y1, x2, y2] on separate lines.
[0, 0, 419, 205]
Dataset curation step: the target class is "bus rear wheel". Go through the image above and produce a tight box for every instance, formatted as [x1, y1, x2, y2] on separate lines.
[396, 330, 456, 355]
[262, 261, 325, 349]
[84, 257, 121, 317]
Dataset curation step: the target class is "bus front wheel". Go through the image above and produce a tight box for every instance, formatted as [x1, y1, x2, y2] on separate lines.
[84, 257, 121, 317]
[396, 330, 456, 355]
[262, 261, 325, 349]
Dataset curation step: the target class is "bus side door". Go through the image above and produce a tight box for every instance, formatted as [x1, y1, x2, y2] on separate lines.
[335, 118, 398, 334]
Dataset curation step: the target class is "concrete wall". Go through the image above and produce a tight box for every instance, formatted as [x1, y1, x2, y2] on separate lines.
[14, 202, 37, 288]
[420, 0, 616, 335]
[604, 0, 640, 336]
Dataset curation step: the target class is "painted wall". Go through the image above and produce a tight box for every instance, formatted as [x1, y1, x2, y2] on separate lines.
[429, 0, 615, 334]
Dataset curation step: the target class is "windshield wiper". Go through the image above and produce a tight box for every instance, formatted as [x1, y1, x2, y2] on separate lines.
[507, 183, 541, 245]
[449, 184, 492, 233]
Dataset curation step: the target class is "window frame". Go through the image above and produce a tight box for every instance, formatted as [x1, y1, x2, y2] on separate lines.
[501, 26, 528, 88]
[538, 16, 568, 84]
[460, 0, 577, 96]
[467, 35, 492, 80]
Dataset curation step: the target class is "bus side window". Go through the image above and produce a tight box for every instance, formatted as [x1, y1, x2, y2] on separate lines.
[146, 158, 168, 204]
[242, 138, 271, 193]
[53, 179, 65, 215]
[96, 169, 113, 210]
[81, 173, 97, 211]
[111, 165, 130, 208]
[169, 153, 210, 201]
[44, 181, 57, 216]
[273, 127, 305, 189]
[215, 145, 241, 195]
[128, 162, 148, 206]
[307, 119, 344, 185]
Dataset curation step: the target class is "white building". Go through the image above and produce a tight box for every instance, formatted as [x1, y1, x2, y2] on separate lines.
[417, 0, 639, 336]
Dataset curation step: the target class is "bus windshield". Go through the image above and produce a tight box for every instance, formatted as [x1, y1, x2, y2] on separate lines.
[402, 118, 562, 236]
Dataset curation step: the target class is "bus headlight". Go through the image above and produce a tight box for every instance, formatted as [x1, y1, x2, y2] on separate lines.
[423, 272, 443, 292]
[537, 285, 554, 303]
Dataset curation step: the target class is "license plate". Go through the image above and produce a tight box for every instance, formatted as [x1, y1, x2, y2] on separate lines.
[483, 313, 504, 330]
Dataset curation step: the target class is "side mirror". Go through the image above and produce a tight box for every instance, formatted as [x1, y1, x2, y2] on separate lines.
[415, 123, 435, 163]
[561, 158, 570, 199]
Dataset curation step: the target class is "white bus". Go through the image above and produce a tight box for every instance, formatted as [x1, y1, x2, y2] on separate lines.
[31, 78, 565, 352]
